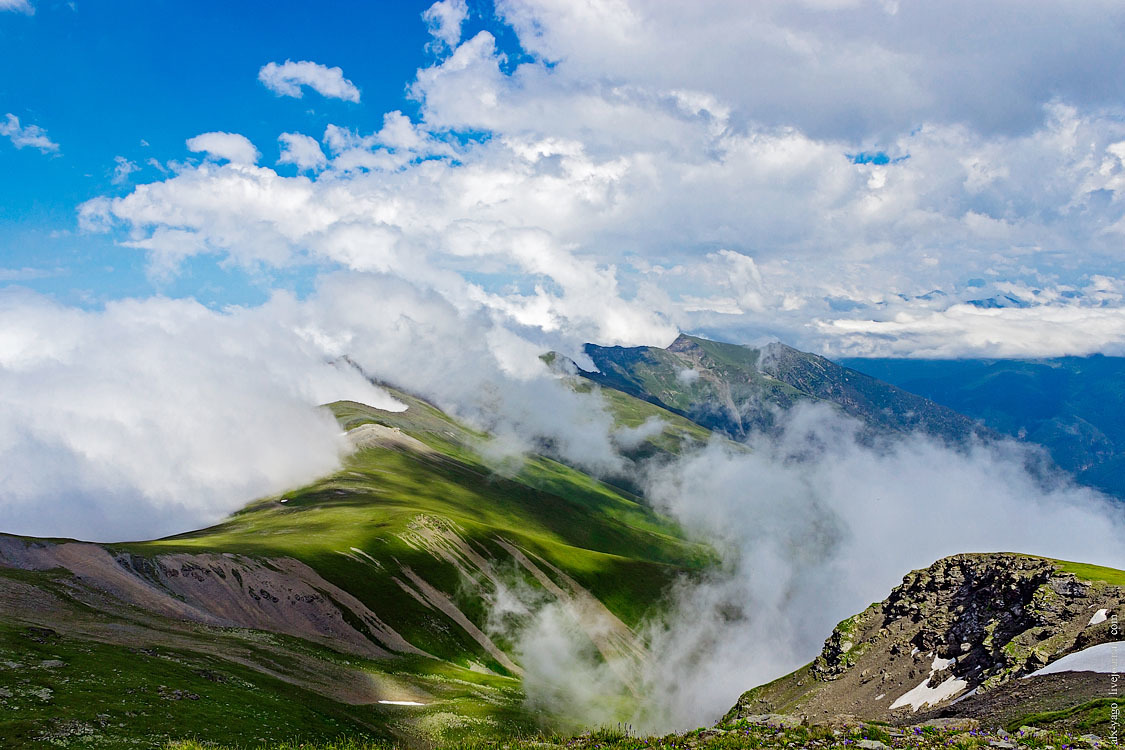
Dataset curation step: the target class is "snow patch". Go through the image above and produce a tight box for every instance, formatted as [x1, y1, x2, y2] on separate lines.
[931, 655, 955, 671]
[890, 651, 967, 711]
[889, 675, 969, 711]
[1088, 608, 1108, 626]
[950, 686, 979, 705]
[1024, 642, 1119, 677]
[378, 700, 425, 706]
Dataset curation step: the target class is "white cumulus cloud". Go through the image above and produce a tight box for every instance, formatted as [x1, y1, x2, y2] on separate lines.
[79, 1, 1125, 357]
[277, 132, 327, 171]
[817, 303, 1125, 358]
[258, 59, 361, 102]
[185, 131, 260, 165]
[423, 0, 469, 50]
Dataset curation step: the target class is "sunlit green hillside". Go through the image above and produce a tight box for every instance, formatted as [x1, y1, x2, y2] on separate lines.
[0, 385, 714, 749]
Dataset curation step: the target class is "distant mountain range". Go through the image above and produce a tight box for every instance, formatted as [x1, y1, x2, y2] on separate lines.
[567, 334, 1123, 501]
[572, 334, 987, 443]
[839, 356, 1125, 500]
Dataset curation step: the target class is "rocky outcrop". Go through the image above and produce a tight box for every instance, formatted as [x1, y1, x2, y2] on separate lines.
[727, 553, 1124, 726]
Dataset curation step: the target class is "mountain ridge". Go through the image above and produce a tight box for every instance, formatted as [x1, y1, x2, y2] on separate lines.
[573, 334, 989, 443]
[839, 355, 1125, 500]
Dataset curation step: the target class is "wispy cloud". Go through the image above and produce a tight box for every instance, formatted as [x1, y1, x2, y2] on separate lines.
[0, 266, 64, 282]
[258, 59, 361, 103]
[0, 274, 631, 540]
[1, 113, 58, 153]
[111, 155, 139, 184]
[0, 0, 34, 14]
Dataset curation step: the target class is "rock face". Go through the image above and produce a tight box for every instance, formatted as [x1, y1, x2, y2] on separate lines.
[726, 553, 1124, 726]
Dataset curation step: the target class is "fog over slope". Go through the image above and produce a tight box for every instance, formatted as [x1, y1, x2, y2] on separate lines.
[494, 404, 1125, 731]
[0, 276, 634, 540]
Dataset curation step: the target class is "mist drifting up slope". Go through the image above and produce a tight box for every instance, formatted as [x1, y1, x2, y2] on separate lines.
[497, 403, 1125, 732]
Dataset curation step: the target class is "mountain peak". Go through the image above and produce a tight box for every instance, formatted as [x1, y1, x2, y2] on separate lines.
[667, 332, 705, 352]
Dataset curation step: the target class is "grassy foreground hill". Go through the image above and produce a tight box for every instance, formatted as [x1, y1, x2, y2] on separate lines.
[161, 718, 1119, 750]
[148, 544, 1125, 749]
[0, 386, 712, 748]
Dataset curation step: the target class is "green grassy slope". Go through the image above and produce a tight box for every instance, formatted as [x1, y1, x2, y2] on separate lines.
[0, 386, 714, 748]
[150, 393, 710, 627]
[0, 554, 539, 749]
[1050, 557, 1125, 586]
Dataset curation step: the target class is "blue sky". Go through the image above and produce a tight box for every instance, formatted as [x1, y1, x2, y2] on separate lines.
[0, 0, 482, 305]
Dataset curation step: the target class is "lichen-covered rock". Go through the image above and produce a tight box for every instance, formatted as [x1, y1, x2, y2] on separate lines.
[726, 553, 1124, 727]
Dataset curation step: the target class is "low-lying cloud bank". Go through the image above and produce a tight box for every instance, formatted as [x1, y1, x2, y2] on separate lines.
[499, 405, 1125, 732]
[0, 288, 400, 541]
[0, 275, 629, 541]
